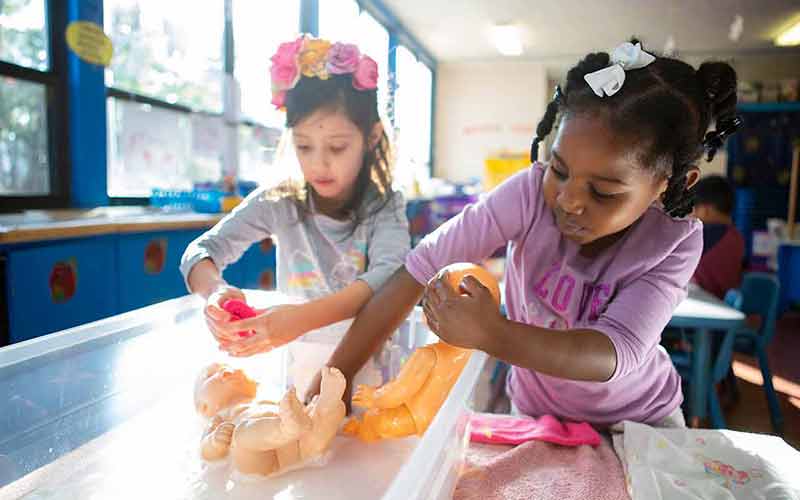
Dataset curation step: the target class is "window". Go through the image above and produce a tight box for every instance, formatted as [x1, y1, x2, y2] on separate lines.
[0, 0, 65, 203]
[395, 45, 433, 173]
[0, 0, 48, 71]
[104, 0, 225, 198]
[238, 124, 283, 186]
[106, 97, 231, 198]
[320, 4, 435, 184]
[98, 1, 434, 202]
[0, 76, 49, 196]
[319, 0, 390, 119]
[232, 0, 299, 185]
[233, 0, 299, 128]
[104, 0, 302, 197]
[105, 0, 224, 111]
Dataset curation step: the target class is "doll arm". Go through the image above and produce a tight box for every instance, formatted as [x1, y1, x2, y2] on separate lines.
[200, 416, 235, 461]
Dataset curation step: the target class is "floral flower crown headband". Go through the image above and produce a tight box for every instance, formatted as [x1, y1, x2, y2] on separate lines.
[270, 35, 379, 110]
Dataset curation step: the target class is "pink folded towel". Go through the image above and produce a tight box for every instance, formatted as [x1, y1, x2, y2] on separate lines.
[454, 439, 630, 500]
[469, 413, 602, 447]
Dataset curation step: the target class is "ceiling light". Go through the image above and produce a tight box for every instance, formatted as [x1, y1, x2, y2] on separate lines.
[775, 19, 800, 46]
[729, 14, 743, 42]
[490, 24, 523, 56]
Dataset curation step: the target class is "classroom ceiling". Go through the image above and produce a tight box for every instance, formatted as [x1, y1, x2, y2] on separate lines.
[383, 0, 800, 80]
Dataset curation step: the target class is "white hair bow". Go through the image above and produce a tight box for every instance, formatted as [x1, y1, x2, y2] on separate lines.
[583, 42, 656, 97]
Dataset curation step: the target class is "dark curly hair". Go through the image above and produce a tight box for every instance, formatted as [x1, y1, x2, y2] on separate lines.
[693, 174, 735, 215]
[268, 73, 394, 233]
[530, 40, 740, 217]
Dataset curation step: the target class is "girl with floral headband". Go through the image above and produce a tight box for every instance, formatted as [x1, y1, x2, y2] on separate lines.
[182, 36, 409, 392]
[317, 40, 741, 426]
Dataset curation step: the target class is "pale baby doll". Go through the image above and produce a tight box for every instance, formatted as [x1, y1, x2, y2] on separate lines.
[194, 363, 346, 476]
[194, 362, 258, 419]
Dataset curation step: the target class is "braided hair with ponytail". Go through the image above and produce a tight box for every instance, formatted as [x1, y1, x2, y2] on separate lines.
[531, 40, 740, 217]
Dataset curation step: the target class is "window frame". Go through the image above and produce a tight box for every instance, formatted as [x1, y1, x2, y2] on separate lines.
[0, 0, 70, 212]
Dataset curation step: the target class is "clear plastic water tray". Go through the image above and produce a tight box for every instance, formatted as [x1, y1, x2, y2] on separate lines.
[0, 291, 486, 500]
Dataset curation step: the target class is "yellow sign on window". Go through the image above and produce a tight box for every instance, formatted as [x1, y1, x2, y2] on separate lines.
[66, 21, 113, 67]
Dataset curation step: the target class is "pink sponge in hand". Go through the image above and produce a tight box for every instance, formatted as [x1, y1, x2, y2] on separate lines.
[222, 299, 257, 338]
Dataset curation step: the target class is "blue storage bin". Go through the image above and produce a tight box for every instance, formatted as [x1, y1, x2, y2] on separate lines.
[238, 180, 258, 198]
[191, 190, 224, 213]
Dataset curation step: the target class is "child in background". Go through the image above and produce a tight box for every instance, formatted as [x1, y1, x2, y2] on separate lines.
[181, 36, 409, 393]
[692, 175, 745, 299]
[312, 40, 741, 428]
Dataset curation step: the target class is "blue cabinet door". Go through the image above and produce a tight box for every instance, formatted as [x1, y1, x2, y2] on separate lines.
[6, 237, 118, 343]
[117, 229, 204, 312]
[168, 229, 206, 295]
[241, 237, 276, 291]
[225, 238, 276, 290]
[221, 257, 244, 289]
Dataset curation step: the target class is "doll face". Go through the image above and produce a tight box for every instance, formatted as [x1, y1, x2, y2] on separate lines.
[194, 363, 258, 417]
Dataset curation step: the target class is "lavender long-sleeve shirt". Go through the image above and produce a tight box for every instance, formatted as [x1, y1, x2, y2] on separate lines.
[406, 164, 702, 425]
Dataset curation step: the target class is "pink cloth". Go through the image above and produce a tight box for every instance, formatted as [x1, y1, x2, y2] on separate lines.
[454, 439, 630, 500]
[222, 299, 257, 338]
[469, 413, 602, 447]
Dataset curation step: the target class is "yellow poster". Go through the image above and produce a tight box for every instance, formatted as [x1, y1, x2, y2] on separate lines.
[66, 21, 113, 67]
[484, 152, 530, 191]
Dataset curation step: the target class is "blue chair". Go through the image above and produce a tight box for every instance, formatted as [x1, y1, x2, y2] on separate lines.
[706, 289, 743, 429]
[735, 273, 783, 433]
[708, 273, 783, 433]
[488, 360, 510, 413]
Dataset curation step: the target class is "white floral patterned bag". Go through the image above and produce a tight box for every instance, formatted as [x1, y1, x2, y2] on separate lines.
[613, 421, 799, 500]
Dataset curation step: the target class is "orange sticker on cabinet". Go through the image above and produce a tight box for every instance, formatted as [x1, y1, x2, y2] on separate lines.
[50, 259, 78, 303]
[259, 270, 274, 290]
[144, 239, 167, 275]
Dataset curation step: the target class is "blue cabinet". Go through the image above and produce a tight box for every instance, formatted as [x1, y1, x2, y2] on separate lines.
[5, 237, 118, 343]
[2, 230, 277, 345]
[117, 229, 204, 311]
[225, 238, 276, 291]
